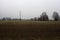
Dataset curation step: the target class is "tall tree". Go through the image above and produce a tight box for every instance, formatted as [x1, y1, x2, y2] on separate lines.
[2, 17, 6, 20]
[53, 11, 59, 21]
[34, 17, 37, 21]
[39, 12, 49, 21]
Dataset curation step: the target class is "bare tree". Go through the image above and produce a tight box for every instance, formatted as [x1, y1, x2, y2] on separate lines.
[34, 17, 37, 21]
[30, 18, 34, 21]
[59, 16, 60, 20]
[2, 17, 6, 20]
[39, 12, 49, 21]
[53, 11, 59, 21]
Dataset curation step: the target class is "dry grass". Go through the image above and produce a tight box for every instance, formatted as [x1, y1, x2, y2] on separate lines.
[0, 21, 60, 40]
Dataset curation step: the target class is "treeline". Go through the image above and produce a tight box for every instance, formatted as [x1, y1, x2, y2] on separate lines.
[0, 11, 60, 21]
[31, 11, 60, 21]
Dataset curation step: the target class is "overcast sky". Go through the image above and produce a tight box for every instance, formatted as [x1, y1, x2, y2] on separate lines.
[0, 0, 60, 19]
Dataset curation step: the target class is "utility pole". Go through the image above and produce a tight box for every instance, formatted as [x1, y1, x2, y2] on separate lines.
[19, 11, 21, 21]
